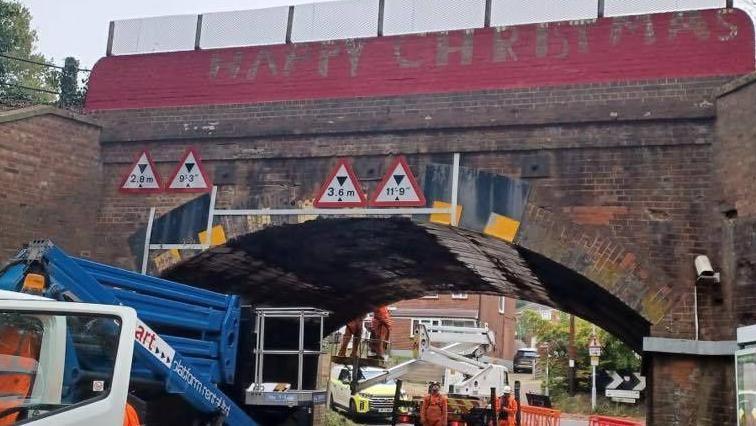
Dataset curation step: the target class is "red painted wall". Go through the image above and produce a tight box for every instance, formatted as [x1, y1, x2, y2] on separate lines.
[86, 9, 754, 111]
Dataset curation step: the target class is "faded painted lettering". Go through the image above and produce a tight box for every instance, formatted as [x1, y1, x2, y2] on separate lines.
[88, 9, 755, 110]
[668, 11, 710, 40]
[209, 51, 244, 79]
[247, 50, 278, 80]
[394, 36, 423, 68]
[345, 39, 365, 77]
[492, 27, 518, 62]
[610, 16, 656, 45]
[284, 45, 311, 76]
[318, 42, 340, 77]
[716, 10, 739, 42]
[436, 31, 474, 66]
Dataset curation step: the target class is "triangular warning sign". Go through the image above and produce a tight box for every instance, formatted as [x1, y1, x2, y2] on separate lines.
[313, 159, 367, 208]
[369, 156, 426, 207]
[166, 148, 212, 193]
[119, 150, 162, 193]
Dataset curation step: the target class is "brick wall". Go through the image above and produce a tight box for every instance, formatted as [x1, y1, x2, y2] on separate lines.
[0, 108, 102, 261]
[714, 74, 756, 331]
[91, 76, 728, 340]
[91, 76, 725, 144]
[647, 353, 734, 426]
[87, 73, 746, 425]
[479, 295, 517, 360]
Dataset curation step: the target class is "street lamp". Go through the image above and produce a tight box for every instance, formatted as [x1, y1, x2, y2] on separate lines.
[588, 331, 602, 411]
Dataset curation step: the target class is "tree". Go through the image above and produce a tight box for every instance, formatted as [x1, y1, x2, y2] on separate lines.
[0, 0, 57, 104]
[58, 57, 87, 108]
[518, 310, 641, 394]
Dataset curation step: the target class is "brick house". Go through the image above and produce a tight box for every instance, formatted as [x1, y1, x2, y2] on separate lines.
[389, 294, 517, 361]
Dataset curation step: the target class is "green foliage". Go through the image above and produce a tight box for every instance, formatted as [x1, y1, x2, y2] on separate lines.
[0, 0, 57, 104]
[519, 310, 641, 394]
[551, 393, 645, 418]
[58, 57, 87, 108]
[324, 409, 360, 426]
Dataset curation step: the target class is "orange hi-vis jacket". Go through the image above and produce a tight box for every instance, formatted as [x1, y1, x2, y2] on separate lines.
[123, 402, 140, 426]
[498, 395, 519, 426]
[0, 325, 41, 426]
[372, 306, 392, 329]
[421, 393, 448, 426]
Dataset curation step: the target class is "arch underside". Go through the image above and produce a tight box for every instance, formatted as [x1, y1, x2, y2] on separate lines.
[162, 217, 650, 351]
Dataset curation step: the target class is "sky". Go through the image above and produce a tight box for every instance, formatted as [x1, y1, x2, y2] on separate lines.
[19, 0, 330, 68]
[18, 0, 756, 70]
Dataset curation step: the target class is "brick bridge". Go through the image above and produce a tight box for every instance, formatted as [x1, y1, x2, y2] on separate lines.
[1, 6, 754, 425]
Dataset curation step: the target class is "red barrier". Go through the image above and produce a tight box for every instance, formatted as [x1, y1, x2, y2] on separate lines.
[589, 415, 642, 426]
[521, 405, 561, 426]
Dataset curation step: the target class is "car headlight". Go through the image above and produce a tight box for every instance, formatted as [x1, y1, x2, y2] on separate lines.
[358, 393, 372, 399]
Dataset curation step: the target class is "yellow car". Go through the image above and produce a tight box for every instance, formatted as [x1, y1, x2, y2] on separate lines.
[329, 365, 409, 419]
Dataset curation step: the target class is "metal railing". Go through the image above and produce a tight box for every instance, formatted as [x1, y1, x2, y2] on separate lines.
[106, 0, 734, 56]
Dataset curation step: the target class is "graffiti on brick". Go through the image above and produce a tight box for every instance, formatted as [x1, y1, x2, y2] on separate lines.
[518, 204, 673, 323]
[207, 10, 743, 81]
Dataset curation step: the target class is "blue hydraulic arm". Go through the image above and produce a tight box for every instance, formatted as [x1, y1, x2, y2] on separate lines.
[2, 241, 257, 426]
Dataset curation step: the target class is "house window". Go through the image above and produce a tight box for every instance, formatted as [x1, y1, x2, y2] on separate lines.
[441, 318, 477, 328]
[410, 318, 440, 336]
[410, 318, 477, 336]
[451, 293, 468, 300]
[498, 297, 506, 314]
[421, 293, 439, 299]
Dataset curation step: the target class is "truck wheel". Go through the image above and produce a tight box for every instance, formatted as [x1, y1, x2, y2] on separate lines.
[348, 399, 357, 417]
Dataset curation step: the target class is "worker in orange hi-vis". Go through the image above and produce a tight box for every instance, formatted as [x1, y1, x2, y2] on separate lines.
[0, 322, 41, 426]
[369, 306, 392, 358]
[421, 381, 448, 426]
[498, 385, 519, 426]
[337, 316, 364, 358]
[123, 402, 141, 426]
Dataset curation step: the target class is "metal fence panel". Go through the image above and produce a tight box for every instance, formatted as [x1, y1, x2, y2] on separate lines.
[111, 15, 198, 55]
[605, 0, 725, 17]
[291, 0, 379, 42]
[491, 0, 598, 26]
[200, 7, 289, 49]
[383, 0, 486, 35]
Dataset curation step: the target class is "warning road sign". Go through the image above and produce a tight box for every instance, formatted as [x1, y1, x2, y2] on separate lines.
[314, 159, 367, 208]
[369, 156, 426, 207]
[166, 149, 211, 192]
[120, 150, 162, 193]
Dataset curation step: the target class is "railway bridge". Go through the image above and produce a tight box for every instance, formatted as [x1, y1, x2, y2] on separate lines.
[1, 3, 755, 425]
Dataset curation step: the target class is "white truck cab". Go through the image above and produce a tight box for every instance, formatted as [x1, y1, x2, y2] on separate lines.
[0, 290, 136, 425]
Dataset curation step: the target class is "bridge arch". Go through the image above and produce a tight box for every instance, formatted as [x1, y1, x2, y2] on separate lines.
[160, 208, 670, 352]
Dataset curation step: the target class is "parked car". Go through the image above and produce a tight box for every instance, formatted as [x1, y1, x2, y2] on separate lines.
[513, 348, 539, 373]
[329, 365, 409, 419]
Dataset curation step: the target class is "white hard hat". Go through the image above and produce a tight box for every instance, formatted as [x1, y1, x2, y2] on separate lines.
[503, 385, 512, 393]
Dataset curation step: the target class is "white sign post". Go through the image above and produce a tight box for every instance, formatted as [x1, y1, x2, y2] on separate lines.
[588, 332, 602, 411]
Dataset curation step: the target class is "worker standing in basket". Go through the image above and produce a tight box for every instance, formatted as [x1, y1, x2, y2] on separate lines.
[337, 316, 364, 358]
[498, 385, 518, 426]
[421, 381, 447, 426]
[369, 306, 392, 359]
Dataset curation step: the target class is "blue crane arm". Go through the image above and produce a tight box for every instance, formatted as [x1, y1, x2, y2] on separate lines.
[0, 241, 257, 426]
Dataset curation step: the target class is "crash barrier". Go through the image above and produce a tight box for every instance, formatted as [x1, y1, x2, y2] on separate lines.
[521, 405, 561, 426]
[588, 415, 642, 426]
